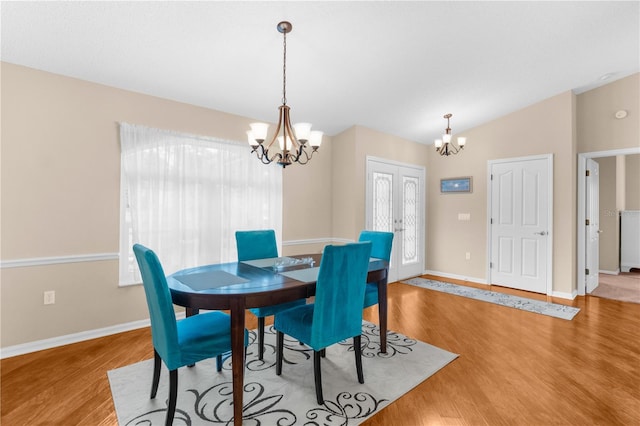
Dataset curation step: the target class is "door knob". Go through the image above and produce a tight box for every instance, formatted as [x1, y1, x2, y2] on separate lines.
[534, 231, 547, 236]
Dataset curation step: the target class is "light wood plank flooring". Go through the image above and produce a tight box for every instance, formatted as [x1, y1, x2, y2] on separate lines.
[2, 275, 639, 425]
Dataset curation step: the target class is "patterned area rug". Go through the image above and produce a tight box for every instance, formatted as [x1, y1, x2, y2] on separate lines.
[108, 321, 458, 425]
[404, 277, 580, 320]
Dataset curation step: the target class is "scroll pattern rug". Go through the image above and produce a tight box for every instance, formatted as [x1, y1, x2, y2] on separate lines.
[108, 321, 458, 425]
[404, 277, 580, 320]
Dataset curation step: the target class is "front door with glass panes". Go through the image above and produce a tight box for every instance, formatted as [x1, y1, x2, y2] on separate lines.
[365, 158, 425, 282]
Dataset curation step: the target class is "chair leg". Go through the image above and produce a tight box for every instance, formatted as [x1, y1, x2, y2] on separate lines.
[257, 316, 265, 360]
[320, 348, 326, 358]
[354, 335, 364, 384]
[216, 354, 223, 372]
[276, 331, 284, 375]
[166, 369, 178, 426]
[151, 349, 162, 399]
[314, 350, 324, 405]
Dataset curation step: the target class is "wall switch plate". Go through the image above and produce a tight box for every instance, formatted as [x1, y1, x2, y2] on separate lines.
[458, 213, 471, 221]
[465, 252, 471, 260]
[44, 290, 55, 305]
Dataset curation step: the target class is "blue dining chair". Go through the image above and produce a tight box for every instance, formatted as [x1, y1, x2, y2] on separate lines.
[274, 241, 372, 405]
[235, 230, 307, 360]
[358, 230, 394, 308]
[133, 244, 248, 426]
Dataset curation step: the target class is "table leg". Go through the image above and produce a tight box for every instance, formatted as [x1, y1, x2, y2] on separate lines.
[230, 299, 245, 426]
[377, 278, 388, 353]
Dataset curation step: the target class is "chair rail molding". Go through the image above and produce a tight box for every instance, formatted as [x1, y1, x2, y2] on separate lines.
[0, 253, 119, 269]
[283, 237, 352, 246]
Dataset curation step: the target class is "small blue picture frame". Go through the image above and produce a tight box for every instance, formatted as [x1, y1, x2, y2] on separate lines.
[441, 177, 472, 193]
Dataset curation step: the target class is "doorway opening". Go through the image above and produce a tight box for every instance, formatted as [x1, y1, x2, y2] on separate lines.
[577, 147, 640, 296]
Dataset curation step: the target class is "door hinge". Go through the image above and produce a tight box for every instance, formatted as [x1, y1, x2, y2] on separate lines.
[586, 170, 590, 177]
[586, 219, 590, 226]
[585, 268, 590, 275]
[491, 174, 493, 180]
[490, 262, 493, 269]
[490, 218, 493, 224]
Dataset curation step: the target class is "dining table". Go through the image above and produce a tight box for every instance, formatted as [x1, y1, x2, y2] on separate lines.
[167, 252, 389, 426]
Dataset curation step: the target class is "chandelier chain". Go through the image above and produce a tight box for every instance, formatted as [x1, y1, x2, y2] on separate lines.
[282, 30, 287, 105]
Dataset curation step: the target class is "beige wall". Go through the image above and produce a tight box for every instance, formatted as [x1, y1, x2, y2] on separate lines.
[596, 157, 619, 272]
[427, 91, 577, 294]
[626, 154, 640, 210]
[577, 74, 639, 154]
[0, 62, 332, 347]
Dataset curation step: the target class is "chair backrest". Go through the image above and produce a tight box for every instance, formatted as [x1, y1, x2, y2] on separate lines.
[310, 242, 372, 348]
[358, 230, 394, 261]
[133, 244, 180, 363]
[235, 229, 278, 261]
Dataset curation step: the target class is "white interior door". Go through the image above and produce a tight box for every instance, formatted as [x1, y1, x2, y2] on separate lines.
[585, 158, 600, 293]
[489, 155, 552, 294]
[366, 158, 425, 282]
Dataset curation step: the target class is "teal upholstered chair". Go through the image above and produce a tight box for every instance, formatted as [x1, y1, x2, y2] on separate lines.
[358, 230, 394, 308]
[133, 244, 248, 426]
[274, 241, 372, 404]
[235, 230, 306, 360]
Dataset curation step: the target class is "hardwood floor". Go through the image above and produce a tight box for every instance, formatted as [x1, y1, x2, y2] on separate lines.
[2, 276, 640, 425]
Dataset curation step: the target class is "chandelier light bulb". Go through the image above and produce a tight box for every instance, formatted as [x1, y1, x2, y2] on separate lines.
[293, 123, 312, 143]
[249, 123, 269, 142]
[246, 130, 258, 147]
[309, 130, 323, 148]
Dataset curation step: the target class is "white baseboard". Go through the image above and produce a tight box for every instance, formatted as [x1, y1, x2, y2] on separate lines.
[423, 270, 488, 285]
[552, 289, 577, 300]
[599, 269, 620, 275]
[0, 312, 185, 359]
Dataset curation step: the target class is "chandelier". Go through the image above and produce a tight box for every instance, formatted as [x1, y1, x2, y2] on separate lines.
[246, 21, 322, 167]
[435, 113, 466, 156]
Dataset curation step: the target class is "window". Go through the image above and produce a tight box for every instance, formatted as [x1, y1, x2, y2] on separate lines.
[119, 123, 282, 286]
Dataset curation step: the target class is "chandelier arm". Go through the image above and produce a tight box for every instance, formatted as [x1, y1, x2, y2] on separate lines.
[254, 145, 273, 164]
[270, 150, 285, 164]
[296, 147, 313, 165]
[283, 113, 301, 152]
[264, 105, 286, 151]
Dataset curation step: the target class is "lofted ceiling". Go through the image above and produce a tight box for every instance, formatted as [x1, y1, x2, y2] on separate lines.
[1, 1, 638, 144]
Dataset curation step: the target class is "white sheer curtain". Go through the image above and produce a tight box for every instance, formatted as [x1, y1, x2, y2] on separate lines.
[119, 123, 282, 286]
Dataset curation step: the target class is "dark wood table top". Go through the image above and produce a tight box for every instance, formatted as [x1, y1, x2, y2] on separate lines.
[167, 253, 388, 310]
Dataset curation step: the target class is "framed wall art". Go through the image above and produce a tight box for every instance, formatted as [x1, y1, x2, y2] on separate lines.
[440, 177, 472, 193]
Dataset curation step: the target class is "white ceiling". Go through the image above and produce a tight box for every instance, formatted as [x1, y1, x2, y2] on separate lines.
[1, 1, 638, 144]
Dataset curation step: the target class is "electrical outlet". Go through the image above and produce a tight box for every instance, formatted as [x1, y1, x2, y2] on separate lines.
[458, 213, 471, 221]
[44, 290, 55, 305]
[465, 252, 471, 260]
